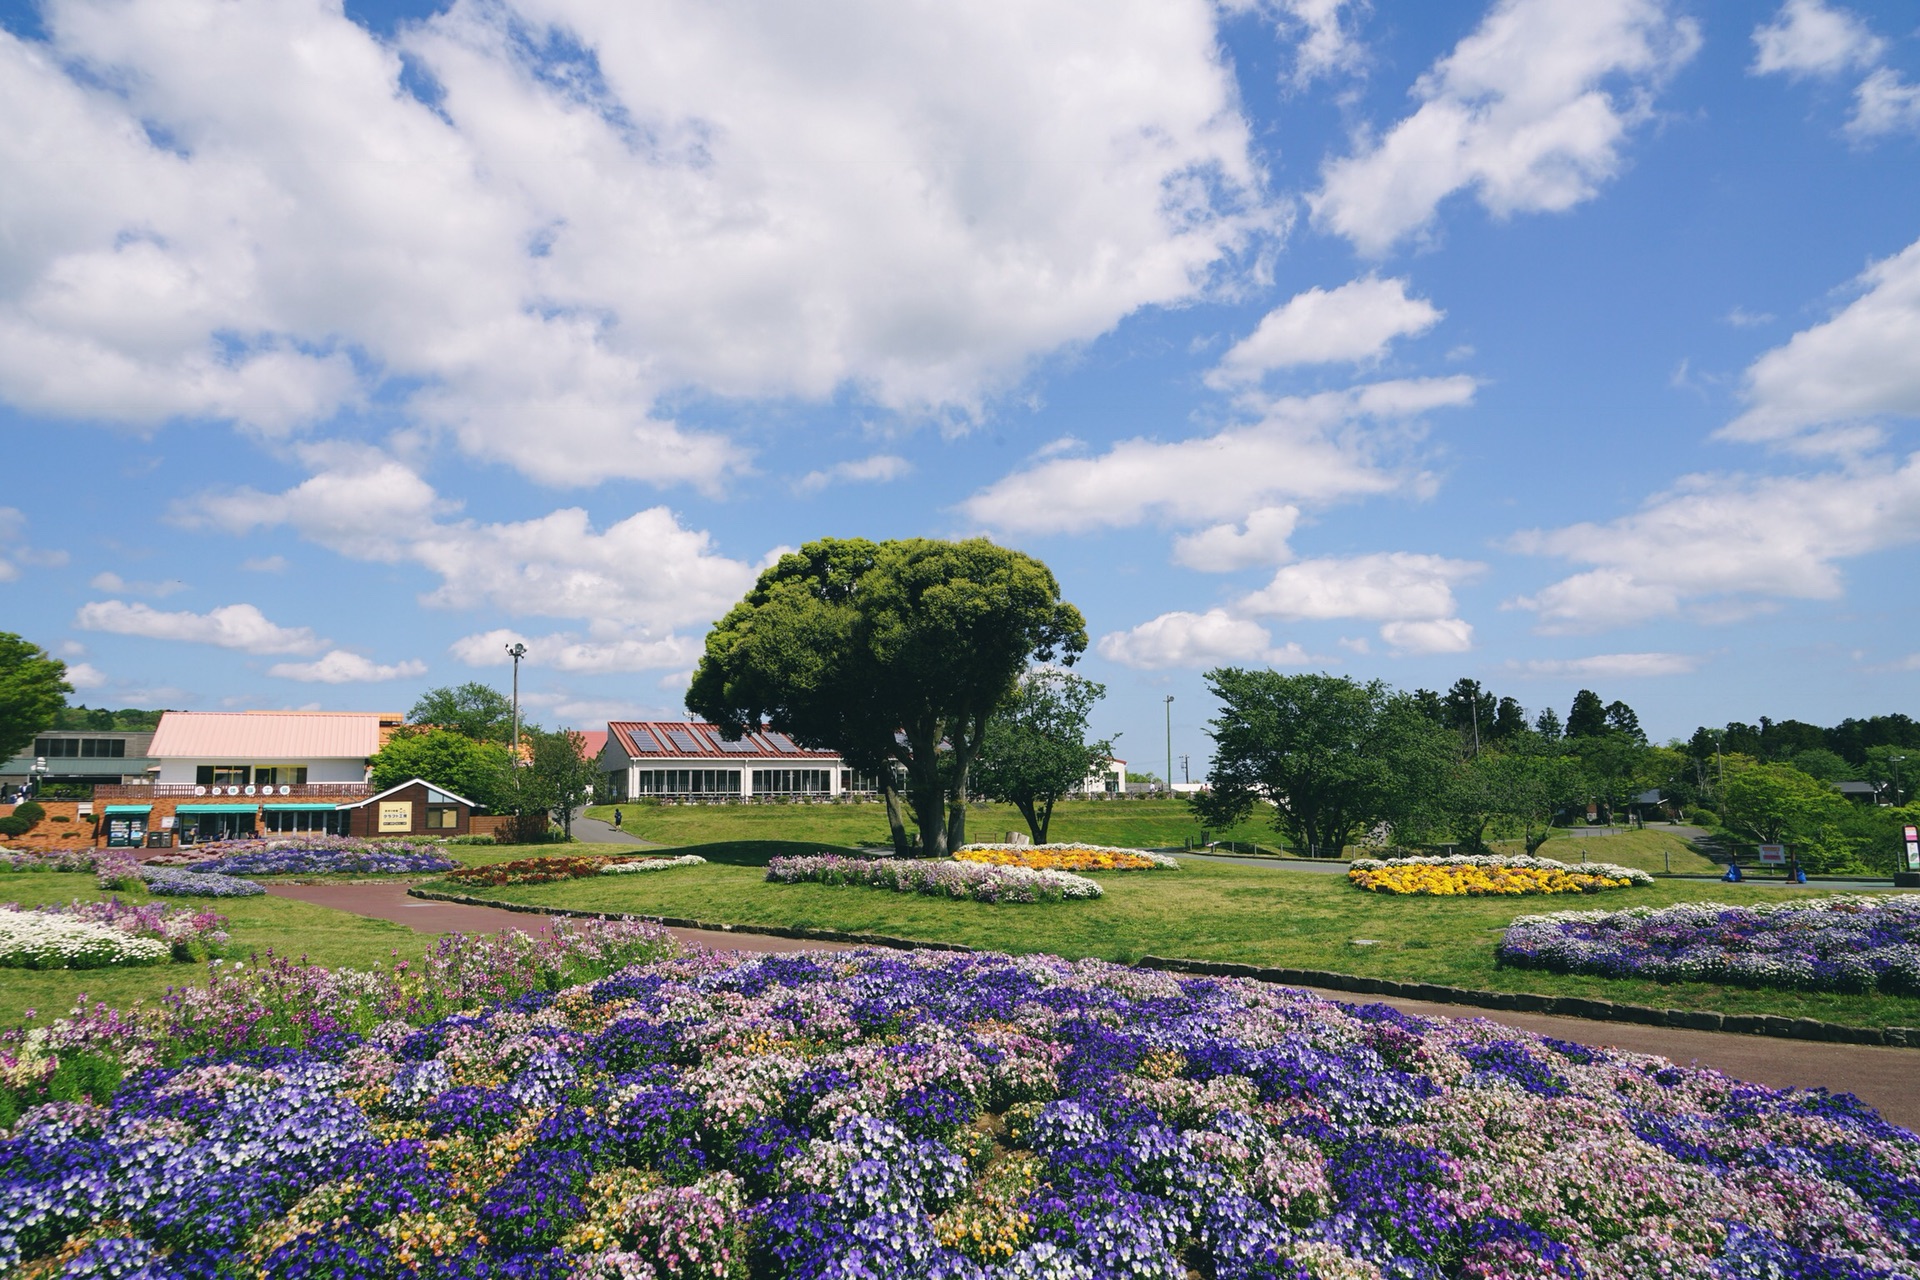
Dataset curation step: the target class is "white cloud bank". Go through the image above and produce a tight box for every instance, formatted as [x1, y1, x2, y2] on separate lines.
[1207, 277, 1442, 385]
[1750, 1, 1920, 140]
[794, 454, 913, 495]
[1096, 609, 1308, 670]
[449, 628, 702, 676]
[267, 650, 428, 683]
[1311, 0, 1700, 255]
[1508, 652, 1699, 678]
[1239, 552, 1482, 653]
[74, 600, 323, 654]
[0, 0, 1273, 487]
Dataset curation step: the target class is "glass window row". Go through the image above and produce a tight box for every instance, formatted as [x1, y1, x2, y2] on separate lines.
[34, 738, 129, 759]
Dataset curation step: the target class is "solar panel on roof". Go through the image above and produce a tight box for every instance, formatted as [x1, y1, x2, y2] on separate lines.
[713, 735, 758, 753]
[622, 726, 662, 753]
[764, 732, 802, 754]
[665, 727, 706, 753]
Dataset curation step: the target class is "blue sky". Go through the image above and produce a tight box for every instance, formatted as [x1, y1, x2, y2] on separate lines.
[2, 0, 1918, 772]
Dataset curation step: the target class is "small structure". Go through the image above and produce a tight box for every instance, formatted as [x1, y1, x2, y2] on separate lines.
[2, 730, 158, 798]
[335, 779, 477, 838]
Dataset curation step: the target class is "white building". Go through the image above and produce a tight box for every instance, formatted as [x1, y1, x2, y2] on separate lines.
[602, 721, 879, 801]
[147, 710, 400, 788]
[1081, 757, 1125, 795]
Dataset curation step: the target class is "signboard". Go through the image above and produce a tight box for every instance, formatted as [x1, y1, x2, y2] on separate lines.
[1905, 824, 1919, 873]
[161, 815, 176, 830]
[77, 802, 93, 817]
[378, 801, 414, 833]
[1758, 844, 1787, 865]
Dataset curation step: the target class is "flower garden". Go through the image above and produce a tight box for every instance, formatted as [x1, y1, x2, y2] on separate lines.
[1499, 895, 1920, 996]
[955, 844, 1178, 872]
[172, 837, 460, 878]
[1348, 854, 1652, 898]
[766, 854, 1104, 903]
[6, 940, 1920, 1280]
[449, 855, 707, 889]
[0, 899, 228, 969]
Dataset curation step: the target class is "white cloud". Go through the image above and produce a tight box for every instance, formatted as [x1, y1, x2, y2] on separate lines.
[449, 627, 700, 675]
[1096, 608, 1308, 669]
[1207, 277, 1442, 386]
[794, 454, 913, 495]
[183, 449, 760, 634]
[1724, 306, 1775, 328]
[267, 650, 428, 683]
[1310, 0, 1700, 255]
[1509, 454, 1920, 631]
[1225, 0, 1366, 84]
[0, 0, 1270, 485]
[0, 506, 65, 579]
[63, 661, 108, 689]
[1751, 0, 1882, 79]
[241, 555, 288, 573]
[89, 571, 187, 598]
[1171, 505, 1301, 571]
[1727, 236, 1920, 449]
[963, 377, 1473, 535]
[74, 600, 324, 654]
[1237, 551, 1483, 621]
[1508, 652, 1699, 678]
[1849, 67, 1920, 139]
[1379, 618, 1474, 654]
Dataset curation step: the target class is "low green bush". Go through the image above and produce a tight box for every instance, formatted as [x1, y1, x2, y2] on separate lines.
[0, 816, 31, 837]
[447, 833, 497, 846]
[13, 801, 46, 825]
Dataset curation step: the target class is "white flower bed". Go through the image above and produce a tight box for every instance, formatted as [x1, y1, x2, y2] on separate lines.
[598, 854, 708, 875]
[1348, 852, 1653, 885]
[0, 912, 169, 969]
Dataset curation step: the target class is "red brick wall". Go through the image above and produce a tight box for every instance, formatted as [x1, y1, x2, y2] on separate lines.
[0, 801, 97, 850]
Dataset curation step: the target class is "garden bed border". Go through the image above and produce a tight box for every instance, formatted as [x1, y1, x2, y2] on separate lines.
[407, 887, 1920, 1048]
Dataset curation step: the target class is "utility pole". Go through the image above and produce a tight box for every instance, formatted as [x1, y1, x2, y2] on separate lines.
[1180, 754, 1190, 785]
[506, 641, 528, 757]
[1164, 695, 1174, 797]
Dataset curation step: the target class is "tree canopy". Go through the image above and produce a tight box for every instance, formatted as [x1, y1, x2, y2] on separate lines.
[687, 537, 1087, 856]
[407, 682, 516, 743]
[0, 634, 70, 764]
[972, 669, 1112, 844]
[508, 728, 601, 839]
[1192, 670, 1454, 856]
[369, 728, 513, 811]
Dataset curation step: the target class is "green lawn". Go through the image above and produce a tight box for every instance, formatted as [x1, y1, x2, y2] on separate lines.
[419, 853, 1920, 1029]
[0, 872, 434, 1030]
[585, 798, 1312, 851]
[1484, 828, 1720, 876]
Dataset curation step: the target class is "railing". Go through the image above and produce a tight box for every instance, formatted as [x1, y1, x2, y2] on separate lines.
[91, 782, 373, 800]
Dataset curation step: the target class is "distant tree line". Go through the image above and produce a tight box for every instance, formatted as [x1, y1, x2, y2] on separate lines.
[1195, 669, 1920, 876]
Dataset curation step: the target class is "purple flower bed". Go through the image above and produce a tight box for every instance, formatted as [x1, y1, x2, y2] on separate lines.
[6, 945, 1919, 1278]
[768, 853, 1103, 902]
[189, 836, 458, 878]
[1498, 895, 1920, 995]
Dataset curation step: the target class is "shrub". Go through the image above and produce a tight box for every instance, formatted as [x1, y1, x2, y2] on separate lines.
[12, 801, 46, 825]
[0, 816, 30, 836]
[447, 833, 497, 845]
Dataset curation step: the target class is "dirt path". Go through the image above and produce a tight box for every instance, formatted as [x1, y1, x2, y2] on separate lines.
[263, 881, 854, 955]
[267, 882, 1920, 1130]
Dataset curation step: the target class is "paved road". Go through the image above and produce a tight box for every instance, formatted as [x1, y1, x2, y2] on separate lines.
[264, 881, 852, 955]
[570, 807, 655, 845]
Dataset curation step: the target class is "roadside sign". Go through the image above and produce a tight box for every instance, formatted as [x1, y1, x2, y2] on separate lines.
[1758, 844, 1787, 865]
[1905, 824, 1919, 872]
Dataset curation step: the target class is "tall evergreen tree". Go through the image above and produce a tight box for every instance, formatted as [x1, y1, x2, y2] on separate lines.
[1566, 690, 1608, 738]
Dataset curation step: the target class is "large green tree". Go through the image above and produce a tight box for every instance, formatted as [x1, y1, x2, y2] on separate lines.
[407, 683, 516, 743]
[0, 634, 71, 764]
[369, 728, 513, 811]
[687, 537, 1087, 857]
[1722, 761, 1853, 871]
[516, 728, 601, 839]
[1191, 670, 1455, 856]
[972, 669, 1113, 845]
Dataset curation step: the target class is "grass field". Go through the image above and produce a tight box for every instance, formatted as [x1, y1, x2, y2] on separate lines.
[0, 871, 432, 1029]
[418, 850, 1920, 1029]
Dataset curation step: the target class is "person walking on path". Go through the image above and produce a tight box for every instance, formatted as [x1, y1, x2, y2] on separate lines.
[613, 808, 623, 829]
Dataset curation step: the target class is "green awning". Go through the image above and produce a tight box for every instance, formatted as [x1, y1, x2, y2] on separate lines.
[263, 803, 339, 811]
[174, 803, 258, 814]
[103, 804, 152, 814]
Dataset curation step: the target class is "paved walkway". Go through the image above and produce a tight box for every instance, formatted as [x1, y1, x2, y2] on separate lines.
[569, 807, 655, 845]
[265, 881, 1920, 1129]
[263, 881, 852, 955]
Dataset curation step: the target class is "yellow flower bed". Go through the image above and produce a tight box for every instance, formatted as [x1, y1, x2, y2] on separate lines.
[1347, 862, 1636, 896]
[955, 845, 1166, 871]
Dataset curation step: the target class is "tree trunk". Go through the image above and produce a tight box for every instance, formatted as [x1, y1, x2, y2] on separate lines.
[882, 782, 912, 858]
[1036, 796, 1055, 845]
[948, 800, 967, 853]
[1015, 797, 1044, 845]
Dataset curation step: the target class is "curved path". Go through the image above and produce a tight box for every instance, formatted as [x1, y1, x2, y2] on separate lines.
[263, 881, 853, 955]
[266, 882, 1920, 1130]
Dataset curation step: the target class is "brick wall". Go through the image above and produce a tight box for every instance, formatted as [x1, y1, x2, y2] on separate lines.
[0, 801, 98, 850]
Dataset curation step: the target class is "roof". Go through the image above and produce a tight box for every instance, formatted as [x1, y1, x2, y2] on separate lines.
[149, 711, 385, 760]
[577, 730, 608, 761]
[606, 720, 841, 762]
[1835, 780, 1878, 795]
[338, 778, 480, 809]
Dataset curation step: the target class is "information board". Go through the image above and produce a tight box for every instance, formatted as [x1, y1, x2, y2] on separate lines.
[1757, 844, 1786, 865]
[1905, 824, 1919, 873]
[379, 801, 414, 833]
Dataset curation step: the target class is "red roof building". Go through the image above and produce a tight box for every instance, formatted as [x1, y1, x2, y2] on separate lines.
[600, 720, 867, 801]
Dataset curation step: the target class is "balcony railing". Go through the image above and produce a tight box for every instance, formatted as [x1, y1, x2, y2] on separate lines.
[90, 782, 373, 800]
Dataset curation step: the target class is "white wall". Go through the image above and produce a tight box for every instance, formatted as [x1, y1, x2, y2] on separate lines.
[155, 758, 369, 785]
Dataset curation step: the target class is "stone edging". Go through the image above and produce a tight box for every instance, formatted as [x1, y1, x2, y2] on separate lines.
[406, 887, 1919, 1049]
[1135, 955, 1920, 1049]
[406, 887, 975, 953]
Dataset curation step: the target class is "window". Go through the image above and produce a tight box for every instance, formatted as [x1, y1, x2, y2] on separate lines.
[426, 806, 459, 830]
[196, 765, 253, 787]
[632, 769, 741, 797]
[251, 766, 308, 787]
[751, 769, 832, 796]
[265, 809, 348, 834]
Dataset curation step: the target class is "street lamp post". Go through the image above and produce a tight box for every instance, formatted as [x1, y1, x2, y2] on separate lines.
[505, 642, 528, 757]
[1894, 755, 1908, 808]
[1163, 695, 1174, 798]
